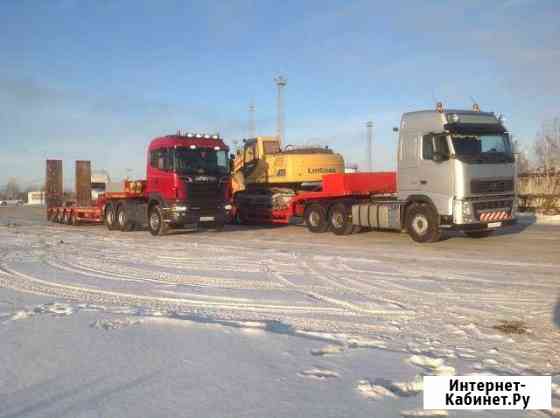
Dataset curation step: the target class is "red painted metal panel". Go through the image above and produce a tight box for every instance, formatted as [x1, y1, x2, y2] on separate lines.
[322, 172, 397, 195]
[232, 172, 398, 225]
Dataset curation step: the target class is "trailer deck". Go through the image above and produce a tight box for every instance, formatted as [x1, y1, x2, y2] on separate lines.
[232, 172, 397, 225]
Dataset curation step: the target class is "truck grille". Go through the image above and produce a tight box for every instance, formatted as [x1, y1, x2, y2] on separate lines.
[186, 182, 225, 214]
[471, 179, 514, 194]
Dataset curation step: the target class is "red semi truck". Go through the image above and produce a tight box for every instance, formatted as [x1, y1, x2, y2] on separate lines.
[47, 132, 230, 236]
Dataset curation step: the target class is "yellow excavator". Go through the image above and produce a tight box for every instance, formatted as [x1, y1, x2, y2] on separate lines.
[231, 136, 344, 210]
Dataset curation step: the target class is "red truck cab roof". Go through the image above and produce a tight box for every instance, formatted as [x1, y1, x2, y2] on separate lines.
[149, 134, 228, 151]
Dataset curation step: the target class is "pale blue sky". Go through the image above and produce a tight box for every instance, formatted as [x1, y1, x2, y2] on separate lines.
[1, 0, 559, 188]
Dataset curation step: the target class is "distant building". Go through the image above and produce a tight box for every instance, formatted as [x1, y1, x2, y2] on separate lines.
[27, 191, 46, 205]
[91, 170, 111, 201]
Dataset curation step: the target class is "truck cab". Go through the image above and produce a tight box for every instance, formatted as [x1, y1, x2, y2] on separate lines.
[397, 104, 516, 240]
[144, 133, 230, 234]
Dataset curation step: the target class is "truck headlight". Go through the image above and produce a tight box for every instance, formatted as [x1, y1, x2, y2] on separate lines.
[455, 199, 474, 224]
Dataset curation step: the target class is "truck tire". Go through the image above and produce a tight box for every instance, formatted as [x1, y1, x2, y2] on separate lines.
[328, 203, 354, 235]
[405, 203, 441, 243]
[148, 205, 168, 236]
[104, 203, 118, 231]
[465, 230, 493, 239]
[304, 203, 329, 233]
[117, 204, 135, 232]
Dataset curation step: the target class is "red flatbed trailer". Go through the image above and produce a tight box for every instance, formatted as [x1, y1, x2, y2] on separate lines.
[46, 182, 145, 225]
[231, 172, 397, 226]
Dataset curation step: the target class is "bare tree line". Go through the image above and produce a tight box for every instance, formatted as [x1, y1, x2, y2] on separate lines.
[517, 117, 560, 213]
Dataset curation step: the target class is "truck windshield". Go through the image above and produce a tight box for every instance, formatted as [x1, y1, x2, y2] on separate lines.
[173, 148, 228, 175]
[451, 134, 513, 163]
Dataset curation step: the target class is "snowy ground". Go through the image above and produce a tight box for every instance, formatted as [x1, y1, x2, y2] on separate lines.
[0, 207, 559, 417]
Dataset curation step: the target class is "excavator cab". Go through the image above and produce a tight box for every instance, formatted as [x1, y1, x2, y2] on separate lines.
[231, 136, 344, 198]
[241, 139, 259, 178]
[236, 137, 281, 180]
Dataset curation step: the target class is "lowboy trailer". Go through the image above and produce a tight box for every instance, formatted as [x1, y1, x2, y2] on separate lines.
[232, 172, 397, 230]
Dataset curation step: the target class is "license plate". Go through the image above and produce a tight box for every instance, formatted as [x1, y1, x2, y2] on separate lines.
[488, 222, 501, 228]
[200, 216, 215, 221]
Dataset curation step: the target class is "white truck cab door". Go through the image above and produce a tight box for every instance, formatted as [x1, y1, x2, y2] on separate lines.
[397, 133, 420, 195]
[417, 134, 453, 215]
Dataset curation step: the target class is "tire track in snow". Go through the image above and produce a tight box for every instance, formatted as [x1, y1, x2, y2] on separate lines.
[0, 264, 348, 316]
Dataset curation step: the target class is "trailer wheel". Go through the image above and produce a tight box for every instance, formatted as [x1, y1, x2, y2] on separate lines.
[465, 230, 493, 239]
[104, 203, 118, 231]
[304, 204, 329, 233]
[328, 203, 354, 235]
[117, 204, 134, 232]
[405, 203, 441, 243]
[148, 205, 168, 236]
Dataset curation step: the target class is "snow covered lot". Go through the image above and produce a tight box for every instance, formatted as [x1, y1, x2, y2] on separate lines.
[1, 207, 559, 417]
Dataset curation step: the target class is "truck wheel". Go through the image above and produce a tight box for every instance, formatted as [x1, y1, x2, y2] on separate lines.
[328, 203, 354, 235]
[148, 205, 168, 236]
[465, 230, 493, 239]
[304, 204, 329, 233]
[405, 203, 441, 243]
[104, 203, 118, 231]
[117, 204, 134, 232]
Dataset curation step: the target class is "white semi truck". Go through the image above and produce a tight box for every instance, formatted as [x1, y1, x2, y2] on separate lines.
[349, 103, 517, 242]
[291, 103, 517, 243]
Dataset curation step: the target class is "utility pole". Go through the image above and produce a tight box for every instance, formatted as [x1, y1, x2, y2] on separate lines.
[248, 102, 256, 138]
[366, 121, 373, 172]
[274, 76, 287, 146]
